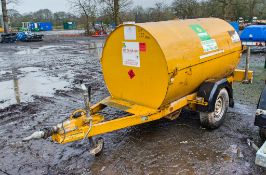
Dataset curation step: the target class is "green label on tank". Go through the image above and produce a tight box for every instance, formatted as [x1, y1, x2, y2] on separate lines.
[190, 24, 211, 41]
[190, 24, 218, 53]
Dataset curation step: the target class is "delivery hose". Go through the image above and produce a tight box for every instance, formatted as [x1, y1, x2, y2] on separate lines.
[83, 116, 93, 141]
[22, 126, 59, 142]
[80, 83, 93, 141]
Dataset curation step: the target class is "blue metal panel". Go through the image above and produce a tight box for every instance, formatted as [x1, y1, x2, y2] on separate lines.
[16, 32, 27, 41]
[29, 22, 38, 31]
[229, 21, 239, 33]
[240, 25, 266, 42]
[38, 22, 53, 31]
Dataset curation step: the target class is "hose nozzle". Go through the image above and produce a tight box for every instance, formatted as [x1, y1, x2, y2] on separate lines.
[22, 126, 59, 142]
[22, 131, 45, 142]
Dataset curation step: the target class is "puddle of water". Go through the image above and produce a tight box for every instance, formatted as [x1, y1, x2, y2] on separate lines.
[13, 42, 105, 58]
[14, 45, 70, 55]
[88, 42, 104, 58]
[15, 48, 40, 55]
[0, 70, 12, 75]
[0, 67, 69, 109]
[19, 66, 39, 72]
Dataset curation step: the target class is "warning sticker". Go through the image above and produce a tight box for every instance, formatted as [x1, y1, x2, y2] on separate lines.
[124, 26, 136, 40]
[190, 24, 218, 52]
[228, 31, 240, 43]
[139, 43, 146, 52]
[122, 42, 140, 67]
[201, 39, 218, 52]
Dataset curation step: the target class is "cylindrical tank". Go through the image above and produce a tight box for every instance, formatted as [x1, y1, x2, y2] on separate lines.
[101, 18, 242, 109]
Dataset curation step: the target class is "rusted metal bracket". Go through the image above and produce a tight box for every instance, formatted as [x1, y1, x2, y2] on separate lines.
[188, 97, 208, 106]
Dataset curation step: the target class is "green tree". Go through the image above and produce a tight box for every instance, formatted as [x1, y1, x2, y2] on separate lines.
[172, 0, 198, 19]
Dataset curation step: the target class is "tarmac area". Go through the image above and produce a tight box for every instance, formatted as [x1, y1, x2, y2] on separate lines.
[0, 35, 266, 175]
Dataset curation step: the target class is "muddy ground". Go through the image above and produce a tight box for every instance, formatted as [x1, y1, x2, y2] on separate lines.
[0, 35, 266, 175]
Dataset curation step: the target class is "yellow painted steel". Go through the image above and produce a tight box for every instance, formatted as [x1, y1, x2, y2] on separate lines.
[233, 69, 253, 82]
[52, 93, 197, 144]
[102, 18, 242, 109]
[50, 18, 253, 145]
[52, 70, 251, 144]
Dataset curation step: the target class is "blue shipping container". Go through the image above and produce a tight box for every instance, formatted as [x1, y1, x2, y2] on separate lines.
[29, 22, 39, 31]
[240, 25, 266, 41]
[38, 22, 53, 31]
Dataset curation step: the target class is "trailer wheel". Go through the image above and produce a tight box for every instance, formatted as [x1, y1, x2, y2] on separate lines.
[200, 88, 229, 129]
[259, 128, 266, 142]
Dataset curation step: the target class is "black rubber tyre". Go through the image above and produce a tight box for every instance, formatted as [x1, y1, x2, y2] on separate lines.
[200, 88, 229, 129]
[259, 128, 266, 142]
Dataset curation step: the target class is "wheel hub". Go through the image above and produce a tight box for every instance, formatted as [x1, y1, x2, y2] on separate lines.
[214, 97, 224, 120]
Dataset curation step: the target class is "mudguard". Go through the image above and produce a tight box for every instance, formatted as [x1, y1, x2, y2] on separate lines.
[254, 86, 266, 128]
[196, 78, 234, 112]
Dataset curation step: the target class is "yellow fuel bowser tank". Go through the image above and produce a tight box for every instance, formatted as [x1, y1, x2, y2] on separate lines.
[102, 18, 242, 109]
[24, 18, 253, 156]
